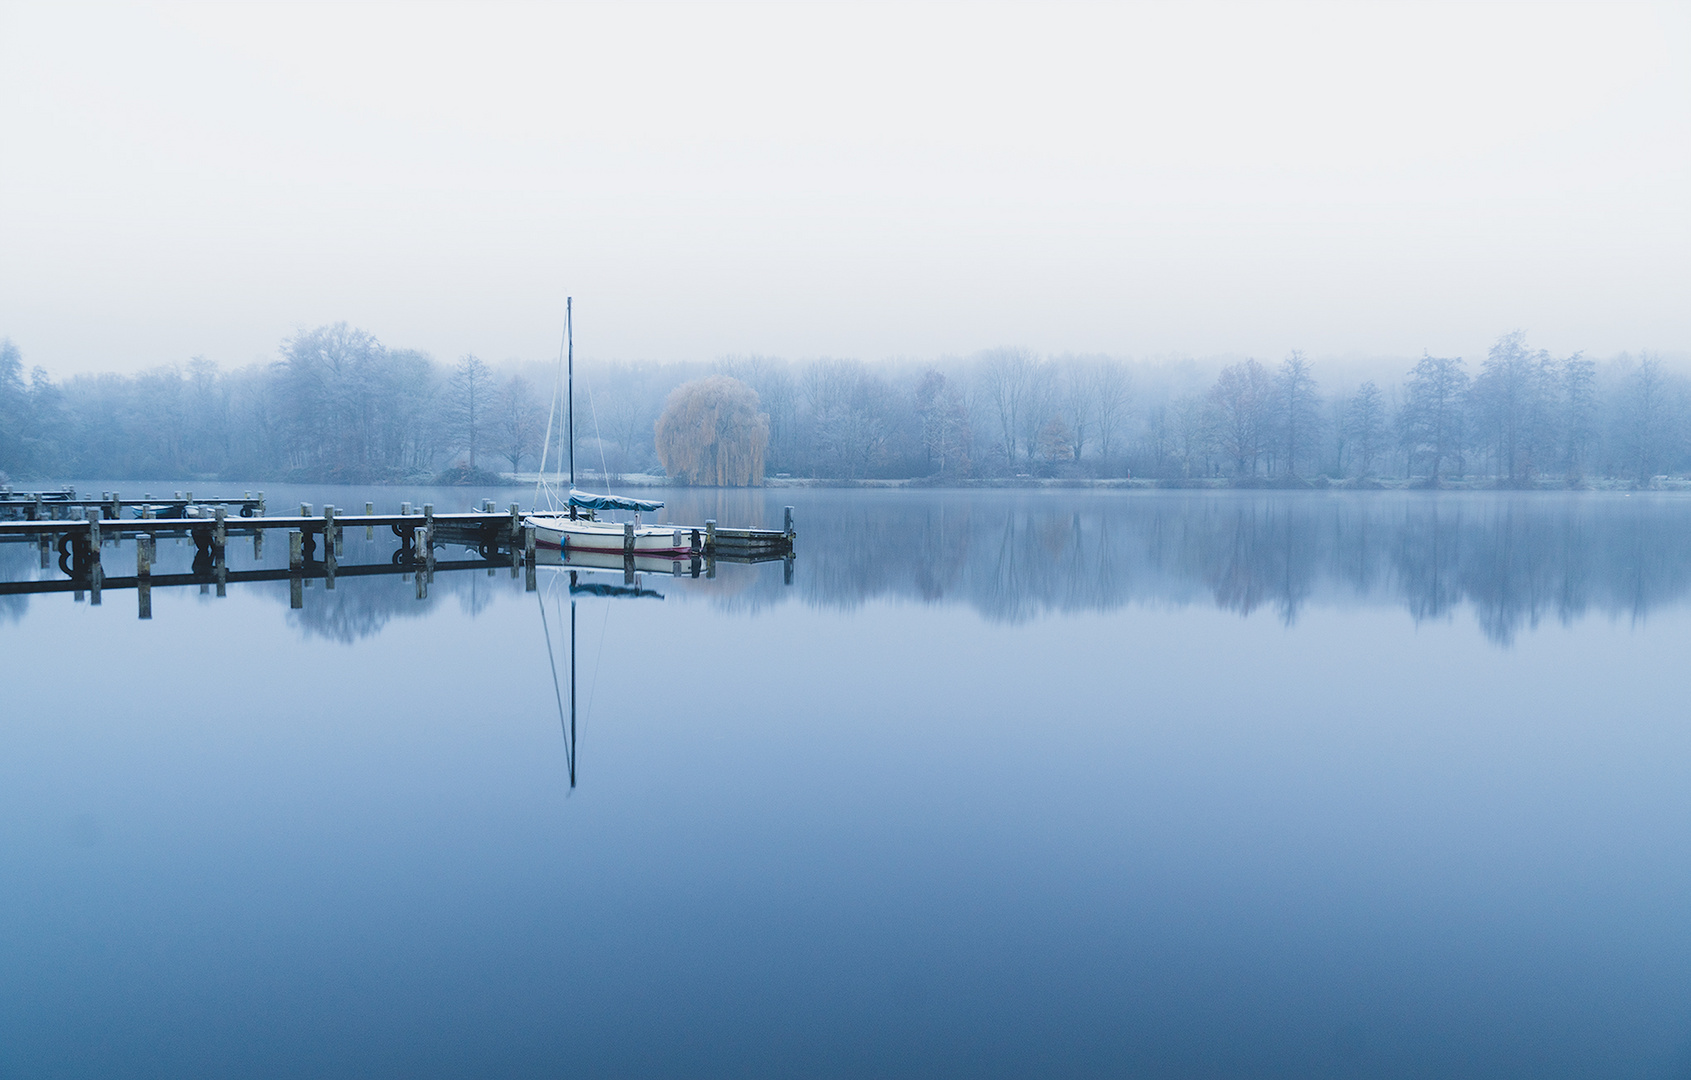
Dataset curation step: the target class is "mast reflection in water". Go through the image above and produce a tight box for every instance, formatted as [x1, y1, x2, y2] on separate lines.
[537, 569, 666, 790]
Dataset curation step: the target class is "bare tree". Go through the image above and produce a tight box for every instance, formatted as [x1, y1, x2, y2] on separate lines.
[1344, 381, 1387, 478]
[977, 348, 1039, 466]
[1208, 359, 1273, 476]
[1471, 331, 1553, 482]
[447, 354, 495, 469]
[1560, 353, 1597, 480]
[1399, 353, 1469, 481]
[1172, 392, 1211, 478]
[1275, 351, 1322, 476]
[1091, 360, 1132, 463]
[1615, 356, 1678, 481]
[1058, 358, 1093, 460]
[495, 374, 545, 473]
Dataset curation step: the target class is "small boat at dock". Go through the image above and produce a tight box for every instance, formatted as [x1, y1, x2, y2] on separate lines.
[525, 491, 691, 557]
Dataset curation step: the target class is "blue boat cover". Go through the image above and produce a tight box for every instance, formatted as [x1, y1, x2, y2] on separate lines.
[570, 581, 664, 600]
[568, 489, 664, 513]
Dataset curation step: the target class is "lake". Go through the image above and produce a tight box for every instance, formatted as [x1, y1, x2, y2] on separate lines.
[3, 487, 1690, 1078]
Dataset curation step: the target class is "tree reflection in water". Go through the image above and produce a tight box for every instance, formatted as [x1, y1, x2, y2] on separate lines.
[767, 491, 1691, 646]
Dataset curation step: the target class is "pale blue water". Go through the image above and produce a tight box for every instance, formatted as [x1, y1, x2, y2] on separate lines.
[3, 488, 1690, 1078]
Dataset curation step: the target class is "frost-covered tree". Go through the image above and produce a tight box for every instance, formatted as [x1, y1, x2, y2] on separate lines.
[655, 375, 768, 486]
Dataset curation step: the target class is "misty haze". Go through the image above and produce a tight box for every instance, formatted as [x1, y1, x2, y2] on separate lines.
[2, 3, 1689, 1079]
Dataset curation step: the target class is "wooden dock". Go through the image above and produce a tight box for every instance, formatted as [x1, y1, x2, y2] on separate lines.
[0, 487, 265, 521]
[0, 495, 796, 616]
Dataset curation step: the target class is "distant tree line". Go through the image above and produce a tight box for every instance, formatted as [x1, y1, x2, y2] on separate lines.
[1, 327, 1686, 485]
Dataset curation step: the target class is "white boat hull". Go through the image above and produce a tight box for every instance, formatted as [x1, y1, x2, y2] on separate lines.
[524, 515, 691, 557]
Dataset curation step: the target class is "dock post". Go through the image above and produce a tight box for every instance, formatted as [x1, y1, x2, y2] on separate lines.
[288, 531, 303, 609]
[86, 510, 103, 605]
[300, 503, 311, 518]
[253, 526, 263, 560]
[136, 528, 151, 618]
[38, 532, 50, 569]
[110, 491, 120, 519]
[785, 506, 794, 541]
[365, 502, 375, 539]
[524, 525, 537, 592]
[784, 554, 793, 586]
[256, 491, 265, 516]
[624, 521, 635, 556]
[323, 506, 337, 589]
[510, 503, 520, 545]
[705, 519, 716, 552]
[401, 501, 411, 517]
[213, 506, 226, 551]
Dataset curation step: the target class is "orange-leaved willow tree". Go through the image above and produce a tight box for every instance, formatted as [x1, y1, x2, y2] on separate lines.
[654, 375, 769, 486]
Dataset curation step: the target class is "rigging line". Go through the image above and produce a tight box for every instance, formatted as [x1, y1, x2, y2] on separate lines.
[583, 600, 611, 734]
[537, 585, 572, 780]
[581, 359, 613, 500]
[535, 328, 565, 512]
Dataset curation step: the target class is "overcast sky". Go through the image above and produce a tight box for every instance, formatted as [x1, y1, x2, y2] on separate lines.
[1, 1, 1687, 376]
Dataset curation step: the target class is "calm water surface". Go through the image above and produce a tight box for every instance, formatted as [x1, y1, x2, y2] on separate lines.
[3, 487, 1690, 1078]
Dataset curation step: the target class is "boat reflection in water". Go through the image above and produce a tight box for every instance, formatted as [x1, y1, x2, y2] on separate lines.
[530, 541, 698, 578]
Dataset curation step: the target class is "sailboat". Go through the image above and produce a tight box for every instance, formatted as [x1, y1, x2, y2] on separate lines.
[524, 298, 692, 558]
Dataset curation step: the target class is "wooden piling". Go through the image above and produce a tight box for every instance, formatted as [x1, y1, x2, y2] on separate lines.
[785, 506, 794, 539]
[524, 525, 537, 592]
[137, 535, 151, 577]
[86, 510, 102, 605]
[213, 506, 226, 549]
[705, 519, 716, 551]
[323, 507, 337, 589]
[138, 577, 151, 619]
[366, 502, 375, 539]
[623, 521, 635, 555]
[289, 531, 303, 571]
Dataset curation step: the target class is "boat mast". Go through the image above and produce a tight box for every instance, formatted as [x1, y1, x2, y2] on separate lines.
[566, 297, 574, 491]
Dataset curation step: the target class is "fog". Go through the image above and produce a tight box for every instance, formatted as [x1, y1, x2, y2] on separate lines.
[2, 2, 1686, 377]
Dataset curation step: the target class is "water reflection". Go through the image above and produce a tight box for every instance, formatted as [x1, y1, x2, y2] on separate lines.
[6, 490, 1690, 647]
